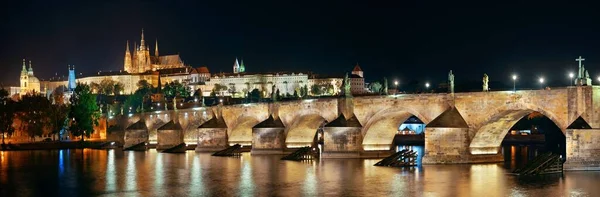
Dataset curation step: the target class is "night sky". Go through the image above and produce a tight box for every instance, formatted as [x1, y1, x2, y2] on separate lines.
[2, 1, 600, 90]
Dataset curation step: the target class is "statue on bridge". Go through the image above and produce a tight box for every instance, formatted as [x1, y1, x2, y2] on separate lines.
[383, 77, 388, 95]
[448, 70, 455, 94]
[575, 56, 592, 86]
[482, 73, 489, 92]
[343, 73, 352, 97]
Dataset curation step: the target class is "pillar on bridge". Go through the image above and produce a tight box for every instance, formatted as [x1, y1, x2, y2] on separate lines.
[564, 116, 600, 170]
[422, 107, 503, 164]
[106, 125, 125, 147]
[124, 119, 149, 150]
[195, 116, 228, 152]
[156, 120, 185, 151]
[321, 114, 364, 158]
[251, 115, 286, 155]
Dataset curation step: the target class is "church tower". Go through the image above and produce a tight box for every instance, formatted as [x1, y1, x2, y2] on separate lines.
[239, 59, 246, 73]
[124, 41, 132, 73]
[233, 58, 240, 73]
[20, 59, 28, 90]
[352, 63, 363, 78]
[68, 65, 76, 92]
[136, 29, 152, 73]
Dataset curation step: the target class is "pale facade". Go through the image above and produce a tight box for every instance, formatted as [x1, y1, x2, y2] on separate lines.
[206, 72, 308, 97]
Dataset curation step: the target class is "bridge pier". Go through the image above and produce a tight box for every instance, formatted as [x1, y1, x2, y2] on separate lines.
[564, 128, 600, 170]
[251, 115, 286, 155]
[195, 116, 229, 152]
[422, 107, 504, 164]
[123, 120, 149, 149]
[156, 120, 185, 151]
[321, 114, 363, 158]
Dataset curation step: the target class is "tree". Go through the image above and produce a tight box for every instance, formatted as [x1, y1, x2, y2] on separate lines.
[137, 79, 152, 90]
[69, 83, 101, 141]
[302, 85, 308, 98]
[249, 89, 261, 102]
[52, 85, 67, 104]
[99, 79, 115, 95]
[164, 81, 191, 99]
[0, 88, 16, 144]
[113, 81, 124, 95]
[18, 92, 51, 140]
[47, 102, 69, 141]
[293, 90, 299, 98]
[369, 82, 382, 94]
[311, 85, 323, 96]
[90, 82, 100, 94]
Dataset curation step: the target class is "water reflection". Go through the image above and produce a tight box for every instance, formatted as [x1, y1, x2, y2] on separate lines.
[0, 147, 598, 196]
[125, 151, 137, 192]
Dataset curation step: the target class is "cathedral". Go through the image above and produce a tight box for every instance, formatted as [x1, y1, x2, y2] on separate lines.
[124, 29, 185, 73]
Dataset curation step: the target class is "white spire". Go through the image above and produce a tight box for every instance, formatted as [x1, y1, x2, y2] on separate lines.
[233, 57, 240, 73]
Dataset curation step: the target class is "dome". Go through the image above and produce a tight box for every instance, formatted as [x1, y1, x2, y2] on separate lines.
[197, 66, 210, 73]
[28, 76, 40, 83]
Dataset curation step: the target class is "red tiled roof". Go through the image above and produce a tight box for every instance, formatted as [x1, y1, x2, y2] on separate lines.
[353, 64, 362, 72]
[197, 66, 210, 73]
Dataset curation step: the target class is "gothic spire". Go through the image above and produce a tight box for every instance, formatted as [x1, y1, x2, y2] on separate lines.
[240, 58, 245, 72]
[140, 29, 145, 50]
[155, 38, 159, 57]
[125, 40, 130, 53]
[21, 59, 27, 75]
[233, 57, 240, 73]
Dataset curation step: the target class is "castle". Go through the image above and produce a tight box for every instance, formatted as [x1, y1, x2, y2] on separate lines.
[124, 29, 185, 73]
[9, 29, 368, 100]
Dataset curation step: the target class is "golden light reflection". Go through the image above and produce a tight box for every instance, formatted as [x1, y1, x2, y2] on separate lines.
[105, 150, 116, 192]
[125, 151, 137, 191]
[469, 164, 505, 196]
[189, 153, 204, 196]
[154, 152, 164, 189]
[238, 156, 254, 196]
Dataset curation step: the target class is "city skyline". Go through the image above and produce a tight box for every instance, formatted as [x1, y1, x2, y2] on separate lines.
[2, 1, 600, 88]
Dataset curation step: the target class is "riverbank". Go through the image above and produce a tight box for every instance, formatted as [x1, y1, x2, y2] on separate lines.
[0, 141, 109, 151]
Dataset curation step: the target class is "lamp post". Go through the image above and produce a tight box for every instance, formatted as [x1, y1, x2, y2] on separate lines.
[512, 75, 517, 92]
[394, 80, 399, 94]
[539, 77, 545, 89]
[425, 82, 430, 93]
[569, 72, 574, 86]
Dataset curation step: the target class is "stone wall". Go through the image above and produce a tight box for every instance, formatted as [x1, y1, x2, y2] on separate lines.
[322, 127, 363, 158]
[157, 130, 184, 150]
[124, 129, 149, 149]
[564, 129, 600, 170]
[195, 128, 228, 152]
[251, 128, 286, 154]
[422, 127, 503, 164]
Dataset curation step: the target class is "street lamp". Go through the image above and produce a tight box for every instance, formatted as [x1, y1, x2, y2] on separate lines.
[539, 77, 545, 89]
[425, 82, 430, 92]
[394, 80, 399, 94]
[512, 75, 517, 92]
[569, 72, 574, 86]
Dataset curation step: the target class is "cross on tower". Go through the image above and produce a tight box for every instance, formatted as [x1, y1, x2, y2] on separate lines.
[576, 56, 585, 68]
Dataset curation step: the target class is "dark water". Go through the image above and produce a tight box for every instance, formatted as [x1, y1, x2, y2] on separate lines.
[2, 145, 600, 197]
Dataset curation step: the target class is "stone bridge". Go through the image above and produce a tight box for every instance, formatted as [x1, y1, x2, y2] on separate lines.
[106, 86, 600, 170]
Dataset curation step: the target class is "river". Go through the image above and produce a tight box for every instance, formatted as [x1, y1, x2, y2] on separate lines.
[1, 145, 599, 196]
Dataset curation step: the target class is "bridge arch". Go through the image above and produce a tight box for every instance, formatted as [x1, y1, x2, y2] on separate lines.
[362, 107, 433, 151]
[284, 109, 332, 148]
[228, 115, 265, 146]
[469, 104, 565, 155]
